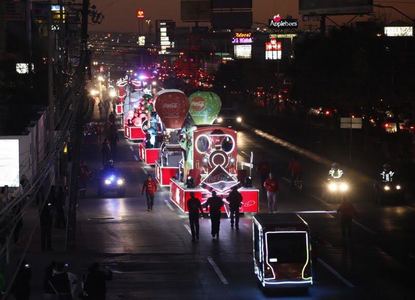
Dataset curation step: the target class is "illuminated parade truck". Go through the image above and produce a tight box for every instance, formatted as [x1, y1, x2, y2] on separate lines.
[154, 90, 189, 186]
[116, 77, 150, 141]
[253, 213, 313, 290]
[165, 91, 259, 213]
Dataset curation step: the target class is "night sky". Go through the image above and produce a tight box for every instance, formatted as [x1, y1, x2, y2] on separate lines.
[89, 0, 415, 32]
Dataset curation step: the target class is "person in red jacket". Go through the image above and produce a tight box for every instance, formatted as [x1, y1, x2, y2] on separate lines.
[141, 175, 158, 211]
[264, 173, 279, 212]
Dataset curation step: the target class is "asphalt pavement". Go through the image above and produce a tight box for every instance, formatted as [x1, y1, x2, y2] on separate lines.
[8, 115, 415, 299]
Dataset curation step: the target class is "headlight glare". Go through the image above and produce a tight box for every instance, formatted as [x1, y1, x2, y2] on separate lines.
[384, 185, 390, 191]
[396, 185, 401, 190]
[339, 182, 349, 192]
[328, 182, 337, 192]
[236, 116, 242, 123]
[117, 178, 124, 185]
[104, 179, 111, 185]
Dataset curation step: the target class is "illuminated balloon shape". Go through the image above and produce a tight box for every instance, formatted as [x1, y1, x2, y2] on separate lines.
[154, 89, 189, 130]
[188, 91, 221, 125]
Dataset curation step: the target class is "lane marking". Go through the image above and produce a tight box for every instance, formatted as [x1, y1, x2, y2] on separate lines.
[295, 210, 337, 214]
[207, 256, 229, 285]
[317, 258, 355, 288]
[183, 224, 192, 236]
[129, 146, 134, 152]
[134, 155, 139, 161]
[352, 220, 376, 235]
[164, 200, 174, 211]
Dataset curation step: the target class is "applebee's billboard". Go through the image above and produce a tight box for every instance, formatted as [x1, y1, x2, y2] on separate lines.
[268, 14, 298, 30]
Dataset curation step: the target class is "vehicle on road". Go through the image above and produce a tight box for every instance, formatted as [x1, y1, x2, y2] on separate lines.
[97, 166, 126, 197]
[214, 107, 243, 129]
[253, 213, 313, 291]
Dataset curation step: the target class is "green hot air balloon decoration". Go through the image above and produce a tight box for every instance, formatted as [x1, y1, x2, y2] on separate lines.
[188, 91, 221, 125]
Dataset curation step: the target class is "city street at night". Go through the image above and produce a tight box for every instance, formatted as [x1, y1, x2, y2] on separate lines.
[1, 1, 415, 299]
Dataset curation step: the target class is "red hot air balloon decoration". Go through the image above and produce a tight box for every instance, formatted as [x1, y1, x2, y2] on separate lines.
[155, 89, 189, 130]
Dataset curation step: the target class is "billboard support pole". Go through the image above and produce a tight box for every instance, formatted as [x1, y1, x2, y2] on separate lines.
[320, 15, 326, 35]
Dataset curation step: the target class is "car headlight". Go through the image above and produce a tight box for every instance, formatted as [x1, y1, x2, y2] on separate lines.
[236, 116, 242, 123]
[104, 179, 111, 185]
[216, 117, 223, 123]
[328, 182, 338, 192]
[339, 182, 349, 192]
[396, 185, 401, 190]
[384, 185, 390, 191]
[117, 178, 124, 185]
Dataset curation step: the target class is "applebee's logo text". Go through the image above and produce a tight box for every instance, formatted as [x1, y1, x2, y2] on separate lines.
[269, 18, 298, 29]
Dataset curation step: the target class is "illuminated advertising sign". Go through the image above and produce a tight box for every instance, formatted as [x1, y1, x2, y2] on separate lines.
[138, 36, 146, 46]
[268, 14, 298, 29]
[0, 139, 19, 187]
[234, 44, 252, 59]
[384, 26, 413, 37]
[232, 32, 253, 44]
[265, 39, 281, 60]
[137, 9, 145, 19]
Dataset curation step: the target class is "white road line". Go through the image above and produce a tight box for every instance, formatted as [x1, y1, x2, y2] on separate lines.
[352, 219, 376, 235]
[164, 200, 174, 211]
[183, 224, 192, 236]
[207, 256, 229, 285]
[317, 258, 355, 288]
[295, 210, 337, 214]
[142, 168, 148, 174]
[134, 155, 139, 161]
[129, 146, 134, 152]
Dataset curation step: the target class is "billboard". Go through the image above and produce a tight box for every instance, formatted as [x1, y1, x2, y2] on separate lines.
[0, 139, 19, 187]
[384, 26, 413, 37]
[212, 0, 252, 9]
[181, 0, 210, 22]
[211, 0, 252, 30]
[265, 39, 282, 60]
[234, 45, 252, 59]
[299, 0, 373, 16]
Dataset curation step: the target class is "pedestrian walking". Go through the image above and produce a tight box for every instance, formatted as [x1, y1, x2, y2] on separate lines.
[204, 191, 224, 239]
[227, 186, 243, 230]
[337, 198, 357, 240]
[39, 200, 53, 251]
[187, 192, 204, 242]
[257, 161, 271, 187]
[141, 175, 158, 211]
[83, 262, 112, 300]
[107, 123, 119, 161]
[10, 260, 32, 300]
[48, 262, 72, 300]
[79, 161, 91, 198]
[43, 261, 56, 297]
[54, 185, 66, 229]
[264, 173, 279, 213]
[101, 138, 111, 167]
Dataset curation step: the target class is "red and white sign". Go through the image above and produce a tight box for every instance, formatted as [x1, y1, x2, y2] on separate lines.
[137, 9, 145, 19]
[265, 39, 282, 60]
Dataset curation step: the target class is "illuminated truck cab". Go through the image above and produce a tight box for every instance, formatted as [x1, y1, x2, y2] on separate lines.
[253, 213, 313, 290]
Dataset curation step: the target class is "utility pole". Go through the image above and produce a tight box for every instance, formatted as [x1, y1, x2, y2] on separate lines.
[66, 0, 90, 250]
